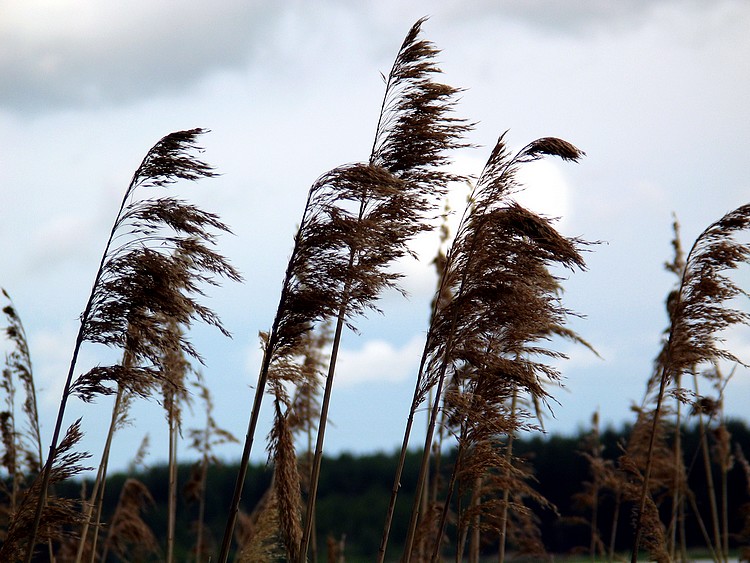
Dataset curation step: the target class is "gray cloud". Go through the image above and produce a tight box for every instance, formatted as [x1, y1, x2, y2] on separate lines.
[441, 0, 708, 35]
[1, 0, 727, 115]
[0, 1, 283, 113]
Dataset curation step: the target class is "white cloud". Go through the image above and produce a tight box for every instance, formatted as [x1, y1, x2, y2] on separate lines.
[335, 335, 425, 388]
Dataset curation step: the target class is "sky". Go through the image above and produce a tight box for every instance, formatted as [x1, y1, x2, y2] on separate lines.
[2, 0, 750, 475]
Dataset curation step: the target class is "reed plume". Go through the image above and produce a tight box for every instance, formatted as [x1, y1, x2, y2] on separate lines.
[99, 478, 160, 562]
[630, 204, 750, 561]
[235, 491, 285, 563]
[0, 419, 89, 561]
[2, 290, 55, 560]
[382, 133, 588, 562]
[220, 18, 469, 562]
[619, 405, 673, 563]
[158, 319, 193, 563]
[1, 334, 22, 520]
[269, 400, 303, 562]
[24, 128, 240, 561]
[299, 17, 470, 560]
[1, 290, 45, 491]
[237, 325, 330, 563]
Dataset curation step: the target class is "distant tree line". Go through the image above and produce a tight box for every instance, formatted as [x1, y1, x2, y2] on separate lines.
[47, 419, 750, 561]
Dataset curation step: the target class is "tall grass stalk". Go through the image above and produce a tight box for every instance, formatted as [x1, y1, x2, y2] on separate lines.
[663, 216, 689, 561]
[100, 478, 159, 562]
[692, 371, 723, 560]
[22, 128, 239, 561]
[497, 388, 518, 563]
[75, 384, 127, 563]
[160, 320, 192, 563]
[1, 290, 45, 508]
[218, 17, 468, 563]
[289, 325, 330, 563]
[387, 134, 587, 562]
[299, 17, 469, 561]
[630, 204, 750, 561]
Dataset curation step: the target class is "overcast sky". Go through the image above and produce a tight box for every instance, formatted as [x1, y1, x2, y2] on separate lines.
[2, 0, 750, 474]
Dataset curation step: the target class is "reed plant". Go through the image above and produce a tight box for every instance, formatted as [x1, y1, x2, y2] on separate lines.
[99, 477, 160, 562]
[159, 320, 192, 563]
[219, 17, 470, 562]
[0, 419, 89, 561]
[1, 291, 54, 560]
[14, 128, 240, 561]
[628, 204, 750, 561]
[4, 17, 750, 563]
[75, 379, 133, 563]
[380, 133, 591, 562]
[1, 290, 44, 519]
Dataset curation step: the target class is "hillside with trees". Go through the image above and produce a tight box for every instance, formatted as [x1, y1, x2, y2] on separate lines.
[46, 420, 750, 561]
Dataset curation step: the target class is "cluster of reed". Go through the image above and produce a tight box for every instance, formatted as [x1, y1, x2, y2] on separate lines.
[570, 215, 750, 563]
[2, 17, 750, 562]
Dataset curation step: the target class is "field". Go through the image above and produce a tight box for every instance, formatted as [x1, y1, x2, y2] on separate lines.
[2, 14, 750, 563]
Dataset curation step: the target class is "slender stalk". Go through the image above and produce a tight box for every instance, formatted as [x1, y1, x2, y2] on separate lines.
[76, 385, 124, 563]
[678, 489, 688, 562]
[630, 364, 669, 563]
[607, 490, 621, 562]
[195, 439, 209, 563]
[378, 226, 458, 562]
[720, 428, 729, 562]
[217, 347, 275, 561]
[86, 457, 109, 563]
[455, 471, 482, 562]
[693, 373, 722, 560]
[25, 189, 127, 562]
[686, 488, 720, 562]
[430, 441, 464, 563]
[589, 416, 601, 562]
[299, 255, 353, 562]
[402, 351, 455, 562]
[217, 261, 295, 563]
[497, 389, 517, 563]
[218, 170, 334, 562]
[721, 451, 728, 563]
[668, 372, 683, 560]
[426, 400, 448, 560]
[377, 339, 436, 563]
[166, 406, 178, 563]
[402, 224, 483, 562]
[305, 400, 317, 563]
[468, 476, 481, 563]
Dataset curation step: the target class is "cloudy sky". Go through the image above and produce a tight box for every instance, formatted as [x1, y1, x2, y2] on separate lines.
[2, 0, 750, 474]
